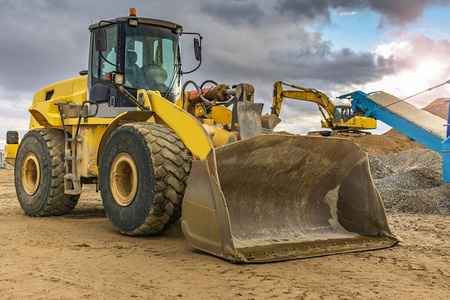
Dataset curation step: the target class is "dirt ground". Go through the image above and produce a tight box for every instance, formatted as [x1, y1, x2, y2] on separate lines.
[0, 168, 449, 300]
[349, 135, 426, 157]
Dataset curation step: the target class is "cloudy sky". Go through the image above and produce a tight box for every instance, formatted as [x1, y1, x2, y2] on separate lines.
[1, 0, 450, 148]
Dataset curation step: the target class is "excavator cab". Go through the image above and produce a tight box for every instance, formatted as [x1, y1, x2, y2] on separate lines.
[333, 105, 355, 124]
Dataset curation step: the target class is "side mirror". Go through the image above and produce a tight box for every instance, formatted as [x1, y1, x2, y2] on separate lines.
[194, 38, 201, 61]
[95, 29, 107, 52]
[182, 33, 203, 75]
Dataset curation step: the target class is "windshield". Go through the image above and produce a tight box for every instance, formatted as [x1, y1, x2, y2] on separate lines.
[123, 24, 181, 101]
[334, 106, 354, 122]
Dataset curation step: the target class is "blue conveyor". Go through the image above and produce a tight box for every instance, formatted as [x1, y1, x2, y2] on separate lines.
[339, 91, 450, 182]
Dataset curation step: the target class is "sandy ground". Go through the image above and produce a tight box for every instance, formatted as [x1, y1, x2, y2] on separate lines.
[0, 168, 449, 300]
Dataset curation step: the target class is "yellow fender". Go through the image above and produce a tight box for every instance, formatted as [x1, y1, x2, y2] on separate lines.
[97, 110, 155, 164]
[99, 90, 213, 163]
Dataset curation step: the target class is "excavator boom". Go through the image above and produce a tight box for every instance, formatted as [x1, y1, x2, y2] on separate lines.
[273, 81, 336, 114]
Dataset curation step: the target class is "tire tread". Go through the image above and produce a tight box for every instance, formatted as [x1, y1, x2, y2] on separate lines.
[25, 129, 79, 216]
[124, 123, 191, 235]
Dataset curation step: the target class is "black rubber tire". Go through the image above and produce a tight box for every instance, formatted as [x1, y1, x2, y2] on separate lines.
[100, 123, 191, 235]
[14, 129, 79, 216]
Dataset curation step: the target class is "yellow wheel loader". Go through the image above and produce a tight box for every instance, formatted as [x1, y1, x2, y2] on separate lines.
[5, 9, 399, 263]
[273, 81, 377, 136]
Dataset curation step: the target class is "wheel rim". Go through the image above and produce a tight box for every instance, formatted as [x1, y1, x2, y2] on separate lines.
[21, 153, 40, 195]
[110, 153, 138, 206]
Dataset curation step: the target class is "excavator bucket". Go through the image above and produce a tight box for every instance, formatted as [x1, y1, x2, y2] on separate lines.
[181, 134, 399, 263]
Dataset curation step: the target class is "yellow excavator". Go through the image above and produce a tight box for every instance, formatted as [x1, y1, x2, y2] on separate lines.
[4, 9, 398, 263]
[273, 81, 377, 136]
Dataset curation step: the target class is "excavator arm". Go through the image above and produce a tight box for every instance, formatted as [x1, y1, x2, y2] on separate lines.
[272, 81, 335, 127]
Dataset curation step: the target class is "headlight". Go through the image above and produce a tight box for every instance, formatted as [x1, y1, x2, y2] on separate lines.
[129, 19, 138, 27]
[113, 72, 125, 85]
[174, 26, 183, 35]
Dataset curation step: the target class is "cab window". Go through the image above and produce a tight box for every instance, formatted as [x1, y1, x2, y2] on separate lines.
[91, 25, 118, 80]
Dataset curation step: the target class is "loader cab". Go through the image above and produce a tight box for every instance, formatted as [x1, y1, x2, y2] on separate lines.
[87, 13, 183, 113]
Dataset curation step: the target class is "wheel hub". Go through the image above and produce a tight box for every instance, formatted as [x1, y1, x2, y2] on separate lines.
[110, 153, 138, 206]
[21, 153, 40, 195]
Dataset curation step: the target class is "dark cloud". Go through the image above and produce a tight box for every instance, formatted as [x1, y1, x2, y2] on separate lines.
[201, 1, 266, 27]
[368, 0, 448, 27]
[0, 1, 90, 92]
[274, 0, 362, 25]
[0, 0, 197, 93]
[0, 0, 444, 98]
[276, 0, 450, 27]
[270, 47, 396, 85]
[198, 31, 396, 101]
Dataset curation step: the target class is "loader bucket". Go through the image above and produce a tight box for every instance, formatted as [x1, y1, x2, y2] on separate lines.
[181, 135, 399, 263]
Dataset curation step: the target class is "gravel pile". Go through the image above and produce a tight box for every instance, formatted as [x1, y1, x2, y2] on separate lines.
[362, 147, 450, 215]
[374, 149, 443, 190]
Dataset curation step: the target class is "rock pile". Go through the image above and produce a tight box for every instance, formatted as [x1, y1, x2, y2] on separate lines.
[364, 148, 450, 215]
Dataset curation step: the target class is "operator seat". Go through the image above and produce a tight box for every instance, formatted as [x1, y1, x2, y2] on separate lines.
[144, 64, 168, 91]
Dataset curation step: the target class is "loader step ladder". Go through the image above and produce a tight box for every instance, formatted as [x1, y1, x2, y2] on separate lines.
[63, 136, 83, 195]
[56, 102, 87, 196]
